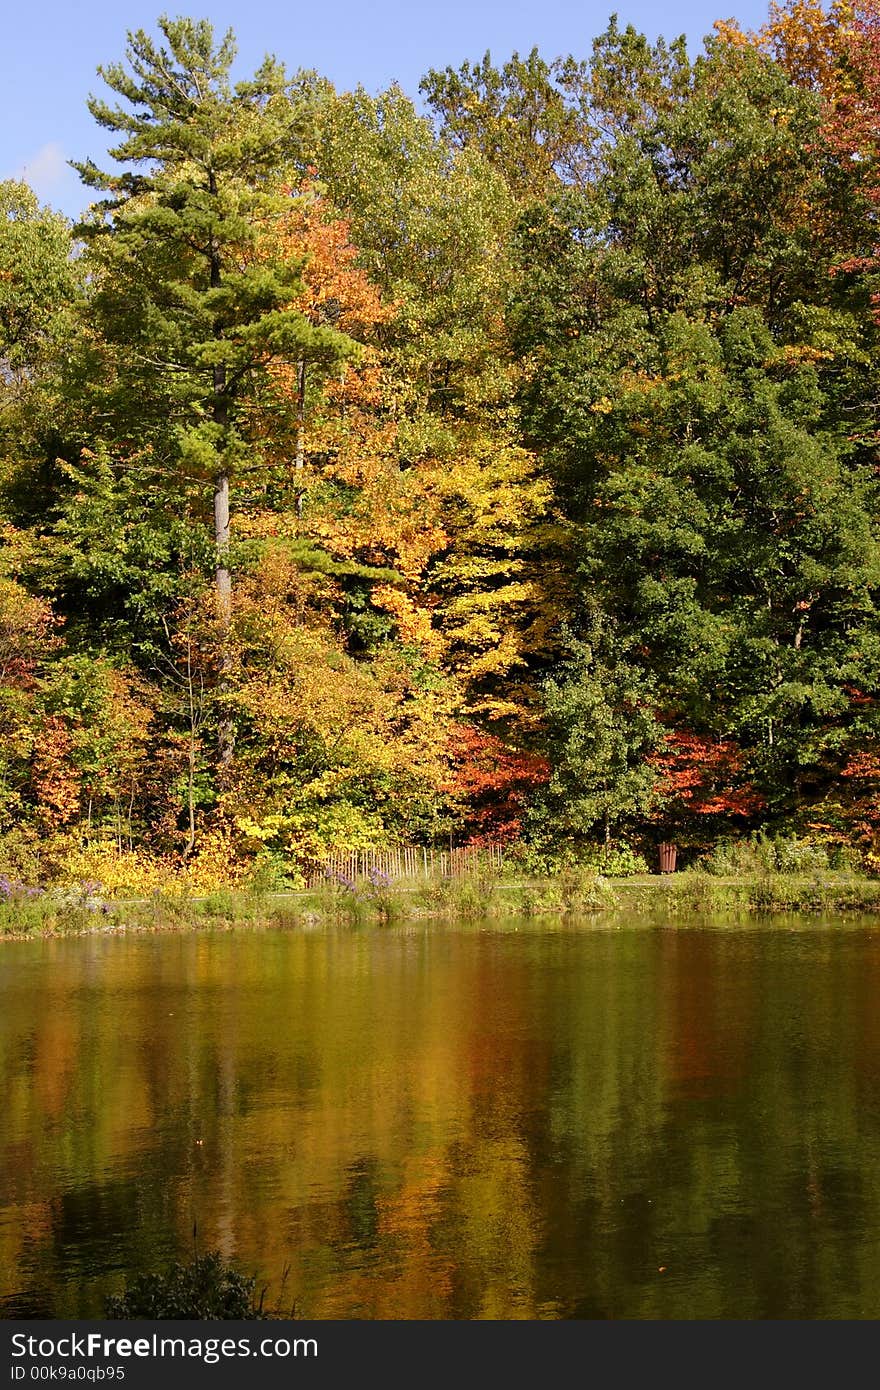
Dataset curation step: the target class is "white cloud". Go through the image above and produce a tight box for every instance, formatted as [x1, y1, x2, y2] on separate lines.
[11, 141, 79, 211]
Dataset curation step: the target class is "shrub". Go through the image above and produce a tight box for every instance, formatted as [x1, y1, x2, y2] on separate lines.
[509, 840, 647, 878]
[247, 851, 303, 894]
[700, 834, 834, 877]
[0, 828, 53, 884]
[520, 868, 614, 915]
[106, 1251, 268, 1320]
[417, 873, 499, 919]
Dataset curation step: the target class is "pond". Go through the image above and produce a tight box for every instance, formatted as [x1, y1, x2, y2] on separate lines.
[2, 918, 880, 1319]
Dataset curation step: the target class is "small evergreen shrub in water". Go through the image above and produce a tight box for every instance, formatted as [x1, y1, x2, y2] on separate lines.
[106, 1251, 268, 1319]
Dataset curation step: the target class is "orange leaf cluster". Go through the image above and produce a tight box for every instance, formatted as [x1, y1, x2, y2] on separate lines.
[443, 725, 549, 846]
[649, 730, 765, 819]
[277, 181, 393, 336]
[32, 715, 80, 829]
[715, 0, 853, 95]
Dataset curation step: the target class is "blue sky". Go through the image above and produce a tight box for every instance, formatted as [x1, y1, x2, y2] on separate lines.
[3, 0, 772, 219]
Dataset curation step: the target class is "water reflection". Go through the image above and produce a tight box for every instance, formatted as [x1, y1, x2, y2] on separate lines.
[2, 920, 880, 1318]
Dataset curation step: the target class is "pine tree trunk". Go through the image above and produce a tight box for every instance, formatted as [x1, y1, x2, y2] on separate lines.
[294, 359, 306, 517]
[213, 467, 234, 767]
[211, 297, 235, 766]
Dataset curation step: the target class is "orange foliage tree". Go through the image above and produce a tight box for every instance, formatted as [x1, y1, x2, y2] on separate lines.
[442, 725, 549, 846]
[648, 730, 766, 847]
[715, 1, 853, 94]
[248, 185, 447, 648]
[0, 570, 71, 832]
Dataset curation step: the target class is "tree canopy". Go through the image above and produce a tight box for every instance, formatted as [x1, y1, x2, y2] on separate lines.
[2, 3, 879, 890]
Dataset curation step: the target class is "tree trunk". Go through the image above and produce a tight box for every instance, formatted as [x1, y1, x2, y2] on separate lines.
[294, 360, 306, 472]
[213, 467, 232, 625]
[183, 627, 198, 859]
[294, 359, 306, 517]
[213, 465, 234, 767]
[211, 254, 234, 767]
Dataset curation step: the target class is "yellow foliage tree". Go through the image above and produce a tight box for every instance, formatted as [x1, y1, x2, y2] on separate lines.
[715, 1, 854, 95]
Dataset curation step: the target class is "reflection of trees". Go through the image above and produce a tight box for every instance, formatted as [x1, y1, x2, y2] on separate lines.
[3, 925, 880, 1317]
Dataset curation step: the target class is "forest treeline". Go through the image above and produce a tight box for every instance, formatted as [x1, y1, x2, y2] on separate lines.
[2, 1, 880, 891]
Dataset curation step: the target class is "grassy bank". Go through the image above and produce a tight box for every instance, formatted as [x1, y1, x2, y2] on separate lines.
[3, 868, 880, 940]
[614, 871, 880, 916]
[0, 872, 612, 939]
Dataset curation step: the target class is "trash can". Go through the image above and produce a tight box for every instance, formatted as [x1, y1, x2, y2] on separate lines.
[658, 842, 677, 874]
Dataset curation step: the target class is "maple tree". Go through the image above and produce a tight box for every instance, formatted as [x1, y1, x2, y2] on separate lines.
[838, 750, 880, 856]
[442, 725, 549, 846]
[648, 731, 766, 847]
[0, 570, 61, 831]
[714, 1, 853, 94]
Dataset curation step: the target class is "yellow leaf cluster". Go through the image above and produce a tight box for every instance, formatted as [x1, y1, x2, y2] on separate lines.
[715, 0, 854, 95]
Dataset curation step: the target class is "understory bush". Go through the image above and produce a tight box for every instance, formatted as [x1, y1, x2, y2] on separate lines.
[616, 869, 880, 916]
[520, 867, 615, 915]
[416, 873, 501, 919]
[106, 1251, 270, 1319]
[510, 840, 648, 878]
[699, 834, 857, 877]
[0, 829, 53, 885]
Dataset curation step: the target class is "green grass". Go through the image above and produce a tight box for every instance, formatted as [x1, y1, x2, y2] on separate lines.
[614, 870, 880, 916]
[3, 868, 880, 940]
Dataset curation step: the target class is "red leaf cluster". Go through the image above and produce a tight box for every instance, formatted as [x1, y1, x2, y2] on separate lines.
[443, 725, 549, 846]
[836, 748, 880, 847]
[649, 730, 765, 820]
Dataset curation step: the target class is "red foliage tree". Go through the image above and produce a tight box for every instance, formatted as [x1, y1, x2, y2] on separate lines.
[443, 725, 549, 846]
[838, 749, 880, 853]
[647, 730, 765, 845]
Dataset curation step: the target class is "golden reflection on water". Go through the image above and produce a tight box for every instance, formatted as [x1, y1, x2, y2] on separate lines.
[3, 920, 880, 1318]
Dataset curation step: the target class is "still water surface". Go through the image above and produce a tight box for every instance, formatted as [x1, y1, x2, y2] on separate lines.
[2, 919, 880, 1319]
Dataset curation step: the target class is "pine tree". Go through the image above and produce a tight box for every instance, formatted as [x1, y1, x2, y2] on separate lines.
[75, 16, 357, 763]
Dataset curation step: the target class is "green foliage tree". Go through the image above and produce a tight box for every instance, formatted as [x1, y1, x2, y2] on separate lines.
[316, 83, 518, 434]
[0, 182, 81, 531]
[420, 47, 588, 198]
[513, 23, 880, 824]
[530, 624, 661, 845]
[74, 16, 359, 762]
[0, 182, 77, 378]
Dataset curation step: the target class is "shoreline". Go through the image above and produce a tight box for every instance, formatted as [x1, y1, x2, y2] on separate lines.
[3, 871, 880, 942]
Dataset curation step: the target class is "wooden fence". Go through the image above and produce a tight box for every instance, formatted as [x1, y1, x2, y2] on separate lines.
[306, 843, 504, 888]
